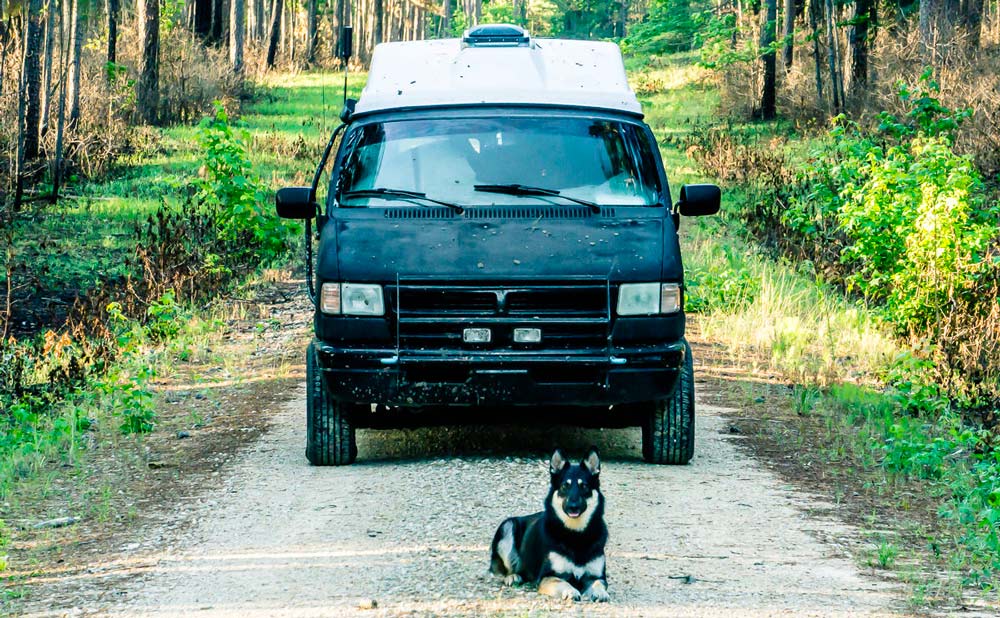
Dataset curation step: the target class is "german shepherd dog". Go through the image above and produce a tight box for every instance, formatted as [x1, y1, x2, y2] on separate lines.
[489, 448, 609, 602]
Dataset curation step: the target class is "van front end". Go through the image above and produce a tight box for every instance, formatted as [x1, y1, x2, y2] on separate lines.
[277, 104, 719, 466]
[311, 277, 688, 410]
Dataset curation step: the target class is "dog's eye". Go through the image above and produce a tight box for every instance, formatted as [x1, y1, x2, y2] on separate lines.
[561, 481, 570, 491]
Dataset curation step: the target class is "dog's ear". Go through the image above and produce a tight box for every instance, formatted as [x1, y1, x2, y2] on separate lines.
[549, 449, 567, 476]
[582, 447, 600, 476]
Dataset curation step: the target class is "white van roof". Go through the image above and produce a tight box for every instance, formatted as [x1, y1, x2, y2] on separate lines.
[354, 27, 642, 118]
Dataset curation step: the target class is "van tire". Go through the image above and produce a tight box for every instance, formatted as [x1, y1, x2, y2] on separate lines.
[642, 340, 695, 465]
[306, 342, 357, 466]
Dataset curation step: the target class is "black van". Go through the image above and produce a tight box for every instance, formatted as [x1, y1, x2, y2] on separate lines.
[276, 25, 719, 466]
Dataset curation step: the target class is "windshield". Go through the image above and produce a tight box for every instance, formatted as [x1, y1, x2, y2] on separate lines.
[337, 116, 662, 207]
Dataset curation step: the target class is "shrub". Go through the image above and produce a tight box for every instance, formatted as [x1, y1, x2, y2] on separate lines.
[194, 102, 295, 265]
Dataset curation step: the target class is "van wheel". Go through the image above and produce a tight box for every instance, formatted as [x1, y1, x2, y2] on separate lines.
[306, 342, 357, 466]
[642, 340, 695, 465]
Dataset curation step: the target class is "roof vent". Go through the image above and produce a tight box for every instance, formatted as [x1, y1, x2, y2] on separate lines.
[462, 24, 531, 48]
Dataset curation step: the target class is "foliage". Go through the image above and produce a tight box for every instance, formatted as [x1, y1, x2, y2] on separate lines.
[785, 77, 998, 340]
[481, 1, 517, 25]
[194, 102, 295, 265]
[685, 246, 759, 313]
[449, 6, 470, 37]
[145, 289, 184, 343]
[623, 0, 710, 55]
[688, 72, 1000, 410]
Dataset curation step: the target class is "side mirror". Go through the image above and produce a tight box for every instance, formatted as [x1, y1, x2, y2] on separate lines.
[677, 184, 721, 217]
[275, 186, 317, 219]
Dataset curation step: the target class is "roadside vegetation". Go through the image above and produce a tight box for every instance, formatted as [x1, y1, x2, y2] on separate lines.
[624, 0, 1000, 605]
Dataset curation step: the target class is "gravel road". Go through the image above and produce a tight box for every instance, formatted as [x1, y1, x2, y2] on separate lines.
[24, 382, 908, 618]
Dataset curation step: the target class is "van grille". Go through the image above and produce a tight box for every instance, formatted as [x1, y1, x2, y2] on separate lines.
[388, 281, 613, 353]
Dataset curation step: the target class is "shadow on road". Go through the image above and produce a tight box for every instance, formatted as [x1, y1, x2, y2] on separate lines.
[355, 424, 644, 464]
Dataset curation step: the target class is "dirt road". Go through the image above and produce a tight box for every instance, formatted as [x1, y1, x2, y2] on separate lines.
[18, 377, 910, 618]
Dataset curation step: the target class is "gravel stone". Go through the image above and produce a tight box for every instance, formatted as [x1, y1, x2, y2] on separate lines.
[22, 389, 914, 617]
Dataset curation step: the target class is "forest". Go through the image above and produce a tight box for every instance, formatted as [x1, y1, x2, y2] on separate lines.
[1, 0, 1000, 610]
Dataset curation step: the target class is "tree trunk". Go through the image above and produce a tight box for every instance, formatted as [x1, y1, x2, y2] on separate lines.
[374, 0, 383, 45]
[138, 0, 159, 124]
[919, 0, 936, 53]
[782, 0, 794, 70]
[286, 0, 294, 62]
[52, 0, 70, 203]
[851, 0, 878, 92]
[15, 0, 45, 210]
[66, 0, 85, 130]
[442, 0, 451, 34]
[809, 0, 824, 106]
[825, 0, 840, 111]
[253, 0, 264, 41]
[230, 0, 244, 75]
[0, 15, 8, 98]
[107, 0, 118, 65]
[760, 0, 777, 119]
[40, 0, 58, 136]
[306, 0, 318, 63]
[964, 0, 984, 47]
[266, 0, 282, 67]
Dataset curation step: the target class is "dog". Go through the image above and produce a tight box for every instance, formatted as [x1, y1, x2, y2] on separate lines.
[489, 447, 609, 602]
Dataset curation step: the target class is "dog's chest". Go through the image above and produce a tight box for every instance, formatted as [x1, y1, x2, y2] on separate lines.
[547, 551, 605, 580]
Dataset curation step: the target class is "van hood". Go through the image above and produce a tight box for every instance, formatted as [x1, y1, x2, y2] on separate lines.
[317, 207, 681, 283]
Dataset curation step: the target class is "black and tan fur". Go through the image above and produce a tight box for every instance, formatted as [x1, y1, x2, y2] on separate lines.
[490, 448, 609, 602]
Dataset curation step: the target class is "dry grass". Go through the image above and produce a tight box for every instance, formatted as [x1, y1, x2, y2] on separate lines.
[684, 222, 899, 387]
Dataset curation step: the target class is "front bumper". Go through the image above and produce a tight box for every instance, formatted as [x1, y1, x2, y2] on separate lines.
[315, 341, 685, 408]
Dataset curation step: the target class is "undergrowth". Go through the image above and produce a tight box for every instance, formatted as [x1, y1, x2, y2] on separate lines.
[681, 66, 1000, 594]
[0, 103, 295, 537]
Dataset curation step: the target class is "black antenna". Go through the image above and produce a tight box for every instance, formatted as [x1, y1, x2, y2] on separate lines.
[338, 20, 353, 104]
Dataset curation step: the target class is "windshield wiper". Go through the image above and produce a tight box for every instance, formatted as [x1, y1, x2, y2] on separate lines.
[340, 188, 464, 214]
[473, 183, 601, 213]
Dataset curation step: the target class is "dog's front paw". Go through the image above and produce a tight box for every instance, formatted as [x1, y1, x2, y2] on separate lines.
[587, 587, 610, 602]
[539, 577, 582, 601]
[585, 581, 610, 602]
[561, 587, 582, 601]
[503, 574, 522, 586]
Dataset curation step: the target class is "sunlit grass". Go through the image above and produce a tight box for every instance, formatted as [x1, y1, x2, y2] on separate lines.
[684, 217, 898, 385]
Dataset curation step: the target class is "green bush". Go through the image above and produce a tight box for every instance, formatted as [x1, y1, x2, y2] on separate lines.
[195, 102, 295, 265]
[685, 261, 759, 313]
[783, 76, 998, 337]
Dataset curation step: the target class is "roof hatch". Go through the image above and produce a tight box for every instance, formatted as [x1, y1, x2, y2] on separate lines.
[462, 24, 531, 48]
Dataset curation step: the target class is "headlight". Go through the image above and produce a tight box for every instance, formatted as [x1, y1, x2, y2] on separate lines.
[617, 283, 682, 315]
[341, 283, 385, 316]
[320, 283, 385, 316]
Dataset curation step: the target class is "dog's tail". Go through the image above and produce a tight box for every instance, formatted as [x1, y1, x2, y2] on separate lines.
[489, 518, 521, 576]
